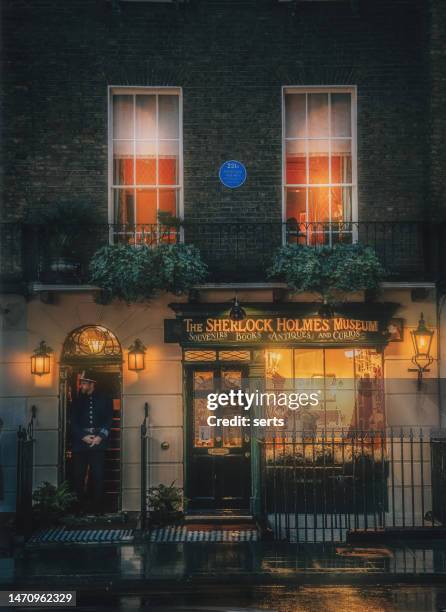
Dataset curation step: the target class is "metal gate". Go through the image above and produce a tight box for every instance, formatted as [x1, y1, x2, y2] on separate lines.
[16, 407, 36, 538]
[261, 428, 446, 542]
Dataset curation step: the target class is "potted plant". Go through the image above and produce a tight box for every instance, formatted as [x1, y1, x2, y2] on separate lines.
[31, 202, 98, 282]
[32, 481, 77, 529]
[152, 243, 208, 295]
[147, 482, 184, 526]
[268, 243, 385, 307]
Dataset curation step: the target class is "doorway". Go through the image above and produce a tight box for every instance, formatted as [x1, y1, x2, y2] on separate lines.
[186, 364, 251, 512]
[60, 325, 122, 512]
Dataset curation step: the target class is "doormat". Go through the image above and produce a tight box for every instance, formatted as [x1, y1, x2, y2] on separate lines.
[27, 527, 134, 544]
[148, 526, 258, 542]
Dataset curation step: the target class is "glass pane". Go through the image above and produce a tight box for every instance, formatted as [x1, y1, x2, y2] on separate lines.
[222, 405, 242, 448]
[308, 93, 328, 137]
[285, 94, 306, 138]
[331, 93, 351, 137]
[331, 187, 352, 225]
[158, 140, 179, 185]
[193, 370, 214, 391]
[158, 95, 179, 139]
[194, 398, 214, 448]
[309, 140, 329, 184]
[135, 95, 156, 139]
[331, 139, 352, 183]
[113, 95, 133, 139]
[294, 349, 324, 431]
[324, 349, 355, 429]
[286, 188, 306, 226]
[221, 370, 242, 390]
[354, 349, 385, 431]
[135, 141, 156, 185]
[265, 349, 293, 390]
[308, 188, 330, 242]
[113, 189, 134, 225]
[159, 188, 178, 216]
[135, 189, 157, 225]
[286, 140, 306, 184]
[113, 140, 133, 185]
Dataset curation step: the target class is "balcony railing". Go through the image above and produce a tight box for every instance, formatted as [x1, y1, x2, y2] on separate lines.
[0, 221, 444, 287]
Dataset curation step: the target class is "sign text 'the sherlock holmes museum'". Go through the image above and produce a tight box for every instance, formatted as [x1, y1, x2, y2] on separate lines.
[165, 316, 385, 346]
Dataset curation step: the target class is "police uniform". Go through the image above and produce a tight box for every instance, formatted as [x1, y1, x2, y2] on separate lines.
[71, 371, 113, 511]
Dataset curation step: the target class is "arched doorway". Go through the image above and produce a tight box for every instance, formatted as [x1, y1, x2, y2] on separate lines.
[60, 325, 123, 512]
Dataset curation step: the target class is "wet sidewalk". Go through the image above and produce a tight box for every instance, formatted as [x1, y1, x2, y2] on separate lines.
[2, 539, 446, 590]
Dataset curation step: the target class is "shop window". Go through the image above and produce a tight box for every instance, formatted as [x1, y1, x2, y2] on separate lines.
[110, 88, 182, 243]
[264, 348, 383, 434]
[283, 87, 356, 245]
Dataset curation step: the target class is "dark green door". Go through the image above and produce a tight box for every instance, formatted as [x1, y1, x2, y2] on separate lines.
[187, 364, 251, 511]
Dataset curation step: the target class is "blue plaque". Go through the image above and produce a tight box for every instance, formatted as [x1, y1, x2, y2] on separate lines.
[219, 160, 247, 189]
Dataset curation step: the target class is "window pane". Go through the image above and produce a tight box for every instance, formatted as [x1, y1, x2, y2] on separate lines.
[308, 187, 330, 228]
[309, 140, 329, 184]
[331, 139, 352, 183]
[285, 94, 306, 138]
[286, 140, 306, 184]
[354, 349, 385, 430]
[159, 95, 179, 139]
[159, 188, 178, 216]
[331, 187, 352, 223]
[324, 349, 355, 428]
[265, 349, 293, 390]
[286, 188, 306, 224]
[294, 349, 324, 430]
[113, 189, 134, 225]
[113, 95, 133, 139]
[158, 140, 179, 185]
[331, 93, 351, 137]
[135, 141, 156, 185]
[135, 189, 157, 225]
[113, 140, 134, 185]
[135, 95, 156, 139]
[308, 93, 328, 137]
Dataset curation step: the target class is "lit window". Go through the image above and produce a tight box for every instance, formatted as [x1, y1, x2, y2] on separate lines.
[110, 88, 182, 243]
[283, 87, 356, 245]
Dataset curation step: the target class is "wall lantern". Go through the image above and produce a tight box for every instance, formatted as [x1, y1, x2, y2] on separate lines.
[409, 313, 434, 389]
[128, 338, 147, 371]
[31, 340, 53, 376]
[229, 295, 246, 321]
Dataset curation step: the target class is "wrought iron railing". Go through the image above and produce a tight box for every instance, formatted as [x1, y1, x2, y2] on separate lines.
[16, 406, 36, 539]
[0, 221, 444, 285]
[260, 428, 446, 542]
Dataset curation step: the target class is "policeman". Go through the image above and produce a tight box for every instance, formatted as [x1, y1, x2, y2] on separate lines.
[71, 370, 113, 513]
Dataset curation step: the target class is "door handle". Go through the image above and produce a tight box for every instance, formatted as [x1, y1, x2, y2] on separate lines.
[245, 452, 250, 458]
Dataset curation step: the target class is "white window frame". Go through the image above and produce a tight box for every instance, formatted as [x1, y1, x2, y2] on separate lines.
[281, 85, 358, 245]
[107, 86, 183, 240]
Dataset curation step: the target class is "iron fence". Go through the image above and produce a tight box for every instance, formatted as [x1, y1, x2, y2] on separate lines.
[16, 407, 36, 539]
[0, 221, 444, 285]
[260, 428, 446, 542]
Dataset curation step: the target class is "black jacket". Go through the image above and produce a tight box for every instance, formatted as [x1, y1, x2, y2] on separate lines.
[71, 392, 114, 452]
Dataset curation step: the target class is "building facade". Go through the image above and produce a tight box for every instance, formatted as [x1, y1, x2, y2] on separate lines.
[1, 0, 446, 536]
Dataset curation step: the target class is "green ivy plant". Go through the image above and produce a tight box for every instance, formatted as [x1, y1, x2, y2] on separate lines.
[268, 243, 385, 304]
[89, 242, 208, 304]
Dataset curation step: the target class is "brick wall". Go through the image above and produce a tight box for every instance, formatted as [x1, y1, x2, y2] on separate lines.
[1, 0, 437, 226]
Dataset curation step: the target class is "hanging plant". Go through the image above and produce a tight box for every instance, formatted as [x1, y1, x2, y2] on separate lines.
[267, 243, 385, 304]
[89, 242, 208, 303]
[89, 244, 158, 304]
[153, 243, 208, 295]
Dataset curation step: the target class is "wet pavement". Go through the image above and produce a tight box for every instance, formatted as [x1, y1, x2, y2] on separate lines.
[1, 540, 446, 590]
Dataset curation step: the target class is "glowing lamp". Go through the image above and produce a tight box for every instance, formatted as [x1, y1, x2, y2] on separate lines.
[128, 338, 146, 371]
[31, 341, 53, 376]
[409, 313, 434, 390]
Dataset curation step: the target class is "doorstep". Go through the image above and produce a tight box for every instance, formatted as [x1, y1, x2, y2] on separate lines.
[347, 527, 446, 543]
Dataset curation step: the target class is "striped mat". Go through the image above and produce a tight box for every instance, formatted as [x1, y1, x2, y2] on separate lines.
[148, 526, 258, 542]
[28, 527, 134, 544]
